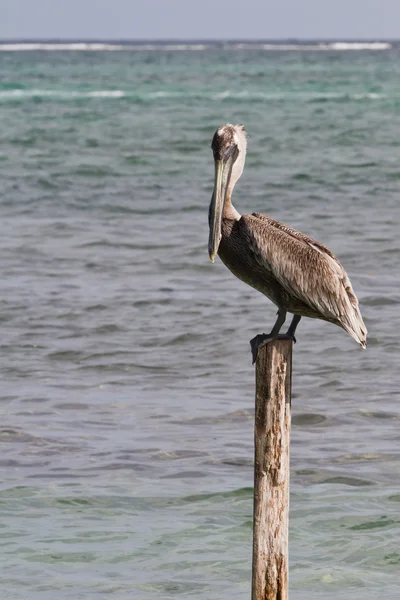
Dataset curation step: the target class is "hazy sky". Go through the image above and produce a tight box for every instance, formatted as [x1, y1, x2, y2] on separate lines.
[2, 0, 400, 40]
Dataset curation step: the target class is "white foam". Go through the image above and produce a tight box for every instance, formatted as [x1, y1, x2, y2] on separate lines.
[0, 43, 127, 51]
[213, 90, 231, 100]
[0, 41, 392, 52]
[351, 92, 383, 100]
[147, 91, 181, 98]
[224, 42, 392, 51]
[257, 42, 391, 51]
[0, 89, 388, 103]
[0, 89, 126, 99]
[0, 42, 208, 52]
[87, 90, 125, 97]
[326, 42, 392, 50]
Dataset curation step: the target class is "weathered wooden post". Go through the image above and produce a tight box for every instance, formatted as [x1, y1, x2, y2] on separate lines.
[252, 339, 292, 600]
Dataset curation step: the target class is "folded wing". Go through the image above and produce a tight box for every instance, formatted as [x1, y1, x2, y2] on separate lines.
[242, 213, 367, 347]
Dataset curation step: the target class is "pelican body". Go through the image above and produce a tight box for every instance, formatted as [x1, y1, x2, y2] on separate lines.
[208, 124, 367, 361]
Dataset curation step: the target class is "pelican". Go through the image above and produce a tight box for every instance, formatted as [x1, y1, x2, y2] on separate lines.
[208, 124, 367, 362]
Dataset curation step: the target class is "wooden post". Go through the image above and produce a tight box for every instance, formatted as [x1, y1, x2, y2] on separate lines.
[252, 339, 292, 600]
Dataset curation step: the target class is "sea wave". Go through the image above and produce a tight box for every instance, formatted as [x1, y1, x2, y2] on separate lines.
[260, 42, 392, 51]
[326, 42, 392, 50]
[0, 41, 393, 52]
[0, 89, 387, 102]
[0, 89, 127, 99]
[0, 42, 208, 52]
[0, 89, 386, 104]
[211, 90, 385, 101]
[0, 43, 128, 51]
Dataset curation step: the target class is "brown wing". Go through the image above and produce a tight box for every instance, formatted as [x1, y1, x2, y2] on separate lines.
[242, 213, 367, 344]
[252, 212, 338, 260]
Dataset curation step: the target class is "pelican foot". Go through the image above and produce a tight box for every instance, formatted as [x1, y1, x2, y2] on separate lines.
[250, 332, 296, 364]
[250, 333, 274, 364]
[284, 331, 296, 344]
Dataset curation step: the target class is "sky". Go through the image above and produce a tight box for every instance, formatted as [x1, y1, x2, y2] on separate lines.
[2, 0, 400, 40]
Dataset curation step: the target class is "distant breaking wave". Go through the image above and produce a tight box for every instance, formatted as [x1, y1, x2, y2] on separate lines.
[0, 89, 127, 99]
[0, 43, 208, 51]
[0, 41, 393, 52]
[0, 89, 387, 102]
[231, 42, 392, 51]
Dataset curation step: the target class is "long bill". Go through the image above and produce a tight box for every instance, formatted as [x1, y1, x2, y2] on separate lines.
[208, 157, 234, 262]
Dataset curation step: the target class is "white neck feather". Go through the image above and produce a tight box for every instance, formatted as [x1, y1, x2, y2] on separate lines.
[227, 125, 247, 200]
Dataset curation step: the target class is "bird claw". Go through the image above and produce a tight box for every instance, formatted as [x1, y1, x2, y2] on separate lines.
[250, 333, 274, 364]
[250, 332, 296, 364]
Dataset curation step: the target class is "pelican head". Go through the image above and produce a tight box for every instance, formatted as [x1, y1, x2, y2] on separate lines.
[208, 124, 247, 261]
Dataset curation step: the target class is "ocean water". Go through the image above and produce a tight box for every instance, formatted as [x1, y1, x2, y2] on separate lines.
[0, 41, 400, 599]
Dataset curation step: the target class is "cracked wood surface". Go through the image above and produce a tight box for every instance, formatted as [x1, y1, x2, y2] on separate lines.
[252, 339, 292, 600]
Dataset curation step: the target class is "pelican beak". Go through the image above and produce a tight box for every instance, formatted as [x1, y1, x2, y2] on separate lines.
[208, 151, 236, 262]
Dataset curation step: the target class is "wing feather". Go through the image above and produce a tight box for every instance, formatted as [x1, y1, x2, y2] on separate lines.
[242, 213, 367, 345]
[252, 212, 338, 259]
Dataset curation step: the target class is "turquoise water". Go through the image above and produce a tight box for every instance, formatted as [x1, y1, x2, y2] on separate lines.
[1, 42, 400, 599]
